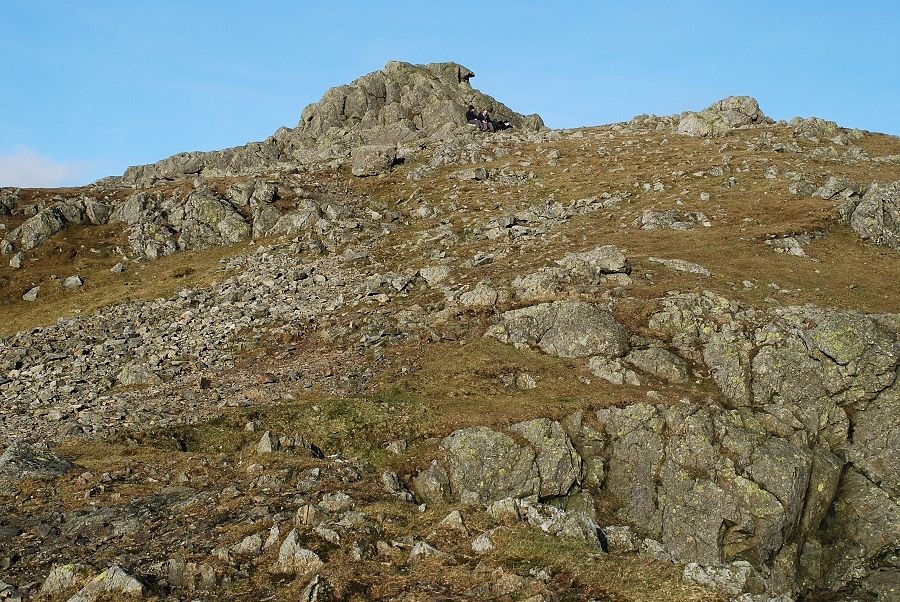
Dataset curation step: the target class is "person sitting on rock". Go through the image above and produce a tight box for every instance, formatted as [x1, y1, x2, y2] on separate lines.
[466, 105, 486, 130]
[480, 108, 495, 132]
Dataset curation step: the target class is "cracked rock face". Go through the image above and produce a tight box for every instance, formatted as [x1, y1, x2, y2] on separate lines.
[849, 180, 900, 250]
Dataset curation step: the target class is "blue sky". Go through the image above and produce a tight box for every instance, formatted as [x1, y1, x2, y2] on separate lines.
[2, 1, 898, 187]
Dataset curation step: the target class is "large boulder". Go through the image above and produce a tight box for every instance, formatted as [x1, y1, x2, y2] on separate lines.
[0, 187, 18, 215]
[849, 180, 900, 250]
[440, 427, 540, 503]
[19, 207, 66, 250]
[592, 402, 816, 566]
[676, 96, 768, 137]
[486, 300, 630, 358]
[171, 189, 251, 250]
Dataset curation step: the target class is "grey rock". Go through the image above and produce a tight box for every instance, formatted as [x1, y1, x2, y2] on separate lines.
[625, 347, 690, 383]
[458, 282, 502, 308]
[436, 510, 467, 533]
[63, 275, 84, 289]
[510, 418, 582, 499]
[419, 265, 451, 286]
[66, 565, 144, 602]
[587, 356, 641, 386]
[556, 245, 630, 282]
[766, 235, 811, 257]
[295, 61, 544, 149]
[849, 180, 900, 250]
[511, 268, 569, 302]
[813, 176, 862, 200]
[381, 469, 416, 502]
[176, 189, 250, 250]
[676, 96, 768, 137]
[351, 144, 397, 177]
[298, 574, 332, 602]
[9, 252, 23, 269]
[83, 198, 112, 225]
[22, 286, 40, 302]
[0, 440, 74, 480]
[19, 208, 65, 250]
[0, 187, 18, 215]
[440, 426, 539, 503]
[231, 534, 263, 557]
[408, 541, 447, 564]
[449, 167, 489, 181]
[277, 529, 324, 574]
[257, 431, 280, 453]
[487, 300, 630, 358]
[269, 209, 320, 237]
[116, 361, 163, 386]
[39, 563, 90, 595]
[411, 460, 451, 504]
[682, 561, 762, 597]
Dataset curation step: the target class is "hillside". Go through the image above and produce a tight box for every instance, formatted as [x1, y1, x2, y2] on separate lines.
[1, 61, 899, 601]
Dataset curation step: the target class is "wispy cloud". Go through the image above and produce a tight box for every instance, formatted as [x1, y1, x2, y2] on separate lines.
[0, 147, 91, 188]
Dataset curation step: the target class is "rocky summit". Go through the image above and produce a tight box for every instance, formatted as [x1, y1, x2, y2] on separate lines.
[1, 61, 899, 602]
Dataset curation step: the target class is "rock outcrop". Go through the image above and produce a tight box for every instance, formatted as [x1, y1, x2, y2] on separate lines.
[119, 61, 544, 187]
[676, 96, 769, 137]
[847, 180, 900, 250]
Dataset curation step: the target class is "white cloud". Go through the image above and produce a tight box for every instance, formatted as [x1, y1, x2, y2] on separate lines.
[0, 147, 90, 188]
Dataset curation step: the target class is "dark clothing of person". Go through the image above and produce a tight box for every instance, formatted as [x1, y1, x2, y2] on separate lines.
[466, 108, 486, 130]
[480, 111, 495, 132]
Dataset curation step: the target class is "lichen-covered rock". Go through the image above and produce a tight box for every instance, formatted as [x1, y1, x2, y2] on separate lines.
[595, 402, 814, 566]
[119, 61, 544, 185]
[587, 356, 641, 385]
[849, 180, 900, 250]
[174, 189, 250, 249]
[412, 460, 451, 505]
[19, 207, 66, 250]
[0, 187, 18, 215]
[0, 440, 74, 480]
[676, 96, 768, 137]
[487, 300, 630, 358]
[277, 529, 324, 574]
[510, 419, 581, 499]
[351, 144, 397, 177]
[39, 563, 91, 596]
[67, 565, 144, 602]
[556, 245, 630, 282]
[295, 61, 544, 149]
[624, 347, 690, 383]
[116, 361, 163, 386]
[440, 427, 539, 503]
[682, 561, 763, 597]
[813, 175, 862, 200]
